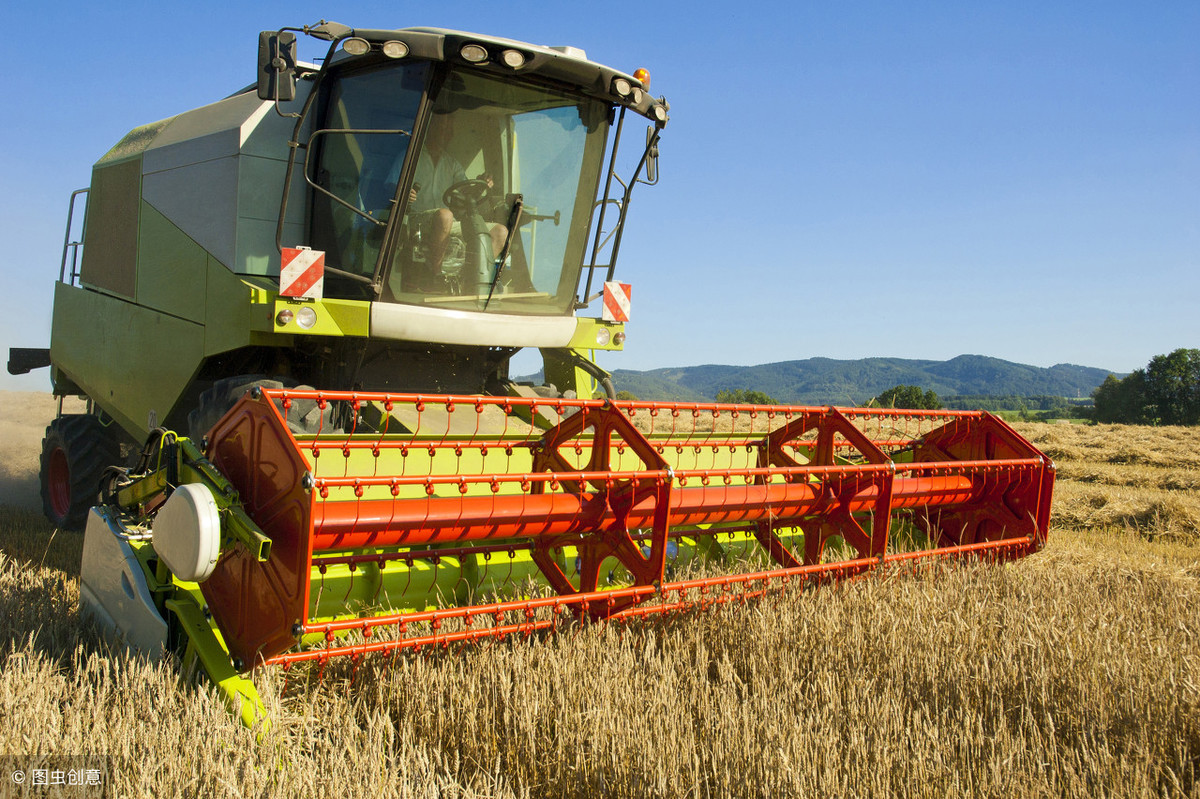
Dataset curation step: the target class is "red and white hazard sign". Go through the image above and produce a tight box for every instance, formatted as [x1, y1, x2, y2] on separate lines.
[602, 281, 631, 323]
[280, 247, 325, 300]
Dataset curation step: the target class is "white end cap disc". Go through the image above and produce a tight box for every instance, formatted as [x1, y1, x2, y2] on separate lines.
[152, 483, 221, 583]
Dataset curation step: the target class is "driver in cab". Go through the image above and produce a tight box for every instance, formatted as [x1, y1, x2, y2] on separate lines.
[404, 112, 507, 285]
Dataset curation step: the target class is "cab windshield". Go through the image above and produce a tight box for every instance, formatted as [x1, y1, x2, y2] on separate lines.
[311, 65, 610, 315]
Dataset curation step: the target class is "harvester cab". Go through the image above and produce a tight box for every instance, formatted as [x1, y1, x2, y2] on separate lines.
[10, 22, 1053, 728]
[282, 25, 658, 324]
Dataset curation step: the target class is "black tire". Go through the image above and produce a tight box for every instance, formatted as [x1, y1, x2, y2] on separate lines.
[40, 415, 123, 530]
[188, 374, 328, 442]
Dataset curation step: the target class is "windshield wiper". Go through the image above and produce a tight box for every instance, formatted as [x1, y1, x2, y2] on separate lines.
[484, 194, 523, 310]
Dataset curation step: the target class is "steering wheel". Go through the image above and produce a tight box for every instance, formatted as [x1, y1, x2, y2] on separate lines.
[442, 179, 490, 216]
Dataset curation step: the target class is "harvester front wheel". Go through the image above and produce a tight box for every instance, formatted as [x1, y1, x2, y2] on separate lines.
[188, 375, 328, 442]
[39, 415, 122, 530]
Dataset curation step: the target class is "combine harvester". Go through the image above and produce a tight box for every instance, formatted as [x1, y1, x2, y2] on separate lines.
[10, 22, 1054, 724]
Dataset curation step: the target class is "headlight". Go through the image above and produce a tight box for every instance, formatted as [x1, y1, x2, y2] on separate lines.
[460, 44, 488, 63]
[382, 40, 409, 59]
[296, 307, 318, 329]
[595, 327, 612, 347]
[342, 37, 370, 56]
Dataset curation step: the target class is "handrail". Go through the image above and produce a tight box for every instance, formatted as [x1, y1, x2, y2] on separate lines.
[58, 189, 89, 285]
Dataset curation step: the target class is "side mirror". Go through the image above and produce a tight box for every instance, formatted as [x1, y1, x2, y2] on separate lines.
[644, 126, 660, 184]
[257, 31, 297, 102]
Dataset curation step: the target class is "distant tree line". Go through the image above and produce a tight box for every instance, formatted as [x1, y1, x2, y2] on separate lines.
[1092, 348, 1200, 425]
[869, 385, 942, 410]
[715, 389, 780, 405]
[866, 386, 1099, 420]
[616, 388, 785, 405]
[941, 395, 1092, 415]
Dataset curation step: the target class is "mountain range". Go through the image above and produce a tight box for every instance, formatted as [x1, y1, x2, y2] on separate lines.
[598, 355, 1116, 405]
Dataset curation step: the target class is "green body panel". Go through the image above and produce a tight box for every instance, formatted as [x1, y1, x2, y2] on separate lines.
[202, 260, 276, 357]
[135, 196, 283, 358]
[51, 268, 284, 439]
[51, 282, 205, 437]
[135, 196, 286, 354]
[541, 348, 600, 400]
[235, 151, 303, 277]
[137, 202, 208, 324]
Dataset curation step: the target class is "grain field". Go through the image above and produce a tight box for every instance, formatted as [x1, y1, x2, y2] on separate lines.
[0, 394, 1197, 797]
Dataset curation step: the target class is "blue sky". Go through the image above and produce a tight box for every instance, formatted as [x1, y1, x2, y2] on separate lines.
[2, 0, 1196, 391]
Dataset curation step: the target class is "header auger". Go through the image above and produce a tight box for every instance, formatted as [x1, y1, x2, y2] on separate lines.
[91, 388, 1052, 722]
[9, 20, 1054, 725]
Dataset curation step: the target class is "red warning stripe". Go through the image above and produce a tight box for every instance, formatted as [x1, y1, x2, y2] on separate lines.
[280, 248, 325, 299]
[603, 281, 631, 323]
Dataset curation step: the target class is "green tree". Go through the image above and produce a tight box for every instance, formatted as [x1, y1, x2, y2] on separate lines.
[1144, 348, 1200, 425]
[615, 390, 639, 401]
[1091, 371, 1149, 423]
[715, 389, 779, 405]
[873, 385, 941, 410]
[1092, 349, 1200, 425]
